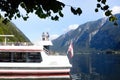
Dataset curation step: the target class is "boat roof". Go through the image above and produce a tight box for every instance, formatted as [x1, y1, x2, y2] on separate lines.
[0, 46, 43, 52]
[33, 41, 53, 46]
[0, 40, 52, 52]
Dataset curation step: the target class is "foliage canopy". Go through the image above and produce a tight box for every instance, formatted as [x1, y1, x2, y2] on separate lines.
[0, 0, 117, 25]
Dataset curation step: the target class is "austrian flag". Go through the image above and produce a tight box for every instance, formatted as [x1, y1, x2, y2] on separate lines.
[67, 42, 74, 58]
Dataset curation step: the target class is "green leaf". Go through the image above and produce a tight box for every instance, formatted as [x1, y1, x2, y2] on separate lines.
[103, 5, 109, 10]
[17, 13, 20, 18]
[76, 8, 82, 15]
[101, 0, 106, 4]
[109, 15, 117, 22]
[22, 16, 28, 21]
[5, 14, 8, 17]
[54, 15, 59, 20]
[101, 7, 104, 10]
[59, 11, 64, 17]
[95, 8, 99, 12]
[71, 7, 77, 15]
[97, 0, 101, 2]
[14, 16, 16, 19]
[20, 3, 26, 8]
[51, 15, 59, 21]
[105, 10, 111, 16]
[97, 4, 101, 8]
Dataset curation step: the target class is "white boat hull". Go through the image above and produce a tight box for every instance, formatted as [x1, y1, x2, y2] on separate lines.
[0, 63, 71, 79]
[0, 44, 71, 79]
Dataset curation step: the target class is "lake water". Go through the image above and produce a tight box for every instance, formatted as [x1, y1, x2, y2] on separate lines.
[70, 53, 120, 80]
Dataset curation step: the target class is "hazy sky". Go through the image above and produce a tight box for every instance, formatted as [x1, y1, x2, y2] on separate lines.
[9, 0, 120, 42]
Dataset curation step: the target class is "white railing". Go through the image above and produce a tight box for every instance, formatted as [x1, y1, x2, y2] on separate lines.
[0, 42, 33, 46]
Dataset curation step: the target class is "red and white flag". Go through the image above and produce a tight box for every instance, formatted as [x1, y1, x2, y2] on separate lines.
[67, 42, 74, 58]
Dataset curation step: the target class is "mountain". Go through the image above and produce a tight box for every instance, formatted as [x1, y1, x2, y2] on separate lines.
[0, 17, 31, 42]
[51, 14, 120, 54]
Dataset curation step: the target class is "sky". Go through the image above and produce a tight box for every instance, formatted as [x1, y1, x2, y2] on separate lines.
[4, 0, 120, 42]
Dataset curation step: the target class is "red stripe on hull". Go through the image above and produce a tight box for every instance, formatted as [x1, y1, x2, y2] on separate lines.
[0, 71, 70, 79]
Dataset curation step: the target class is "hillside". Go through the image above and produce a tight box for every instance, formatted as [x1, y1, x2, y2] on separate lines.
[51, 14, 120, 54]
[0, 17, 31, 42]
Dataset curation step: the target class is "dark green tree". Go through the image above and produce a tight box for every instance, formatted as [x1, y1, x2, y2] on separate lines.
[0, 0, 117, 25]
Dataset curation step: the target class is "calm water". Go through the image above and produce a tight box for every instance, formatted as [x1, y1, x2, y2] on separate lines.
[70, 53, 120, 80]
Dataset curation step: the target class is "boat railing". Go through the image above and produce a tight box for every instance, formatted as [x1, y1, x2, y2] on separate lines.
[43, 47, 49, 55]
[0, 42, 33, 46]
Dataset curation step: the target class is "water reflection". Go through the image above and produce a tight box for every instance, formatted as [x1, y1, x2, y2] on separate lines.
[70, 53, 120, 80]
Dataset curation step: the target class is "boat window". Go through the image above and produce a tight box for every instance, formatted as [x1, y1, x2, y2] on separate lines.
[0, 52, 42, 63]
[13, 52, 26, 62]
[27, 52, 42, 62]
[0, 52, 11, 62]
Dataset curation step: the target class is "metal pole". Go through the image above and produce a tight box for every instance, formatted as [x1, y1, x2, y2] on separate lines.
[4, 36, 6, 45]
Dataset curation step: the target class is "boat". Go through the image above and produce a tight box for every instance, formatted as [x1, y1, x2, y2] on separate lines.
[0, 34, 71, 79]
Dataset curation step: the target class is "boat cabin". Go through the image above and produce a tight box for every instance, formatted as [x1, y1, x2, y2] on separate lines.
[0, 34, 52, 63]
[0, 45, 43, 63]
